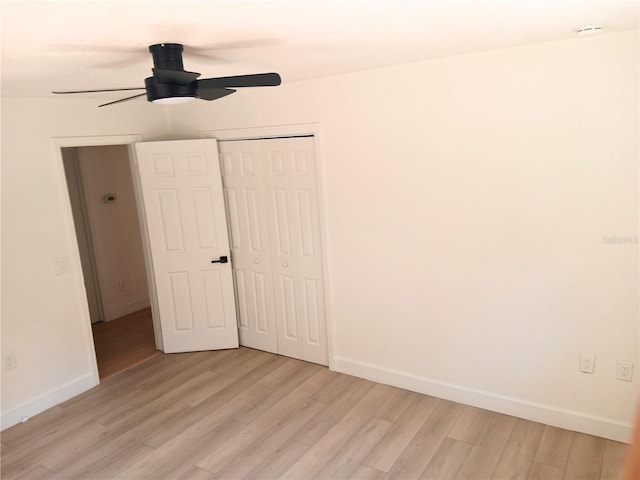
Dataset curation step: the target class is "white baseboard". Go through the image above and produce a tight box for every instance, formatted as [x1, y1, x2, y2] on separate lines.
[1, 373, 98, 431]
[104, 297, 150, 321]
[331, 355, 632, 443]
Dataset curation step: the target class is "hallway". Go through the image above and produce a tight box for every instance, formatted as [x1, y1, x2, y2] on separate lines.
[91, 307, 160, 379]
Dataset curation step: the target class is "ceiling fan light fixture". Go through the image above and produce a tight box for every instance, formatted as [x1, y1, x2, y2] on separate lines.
[152, 96, 196, 105]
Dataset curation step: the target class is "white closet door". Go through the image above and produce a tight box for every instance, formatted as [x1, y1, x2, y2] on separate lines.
[219, 137, 328, 365]
[262, 137, 328, 366]
[219, 141, 278, 354]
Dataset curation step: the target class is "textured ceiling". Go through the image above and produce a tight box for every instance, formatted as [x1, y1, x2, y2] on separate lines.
[1, 0, 638, 99]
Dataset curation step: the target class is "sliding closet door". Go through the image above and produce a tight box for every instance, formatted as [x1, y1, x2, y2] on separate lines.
[219, 137, 328, 366]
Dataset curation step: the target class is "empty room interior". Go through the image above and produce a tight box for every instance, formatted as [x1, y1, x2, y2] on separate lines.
[1, 1, 639, 479]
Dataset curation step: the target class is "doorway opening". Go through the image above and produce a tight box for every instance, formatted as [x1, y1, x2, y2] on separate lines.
[61, 144, 159, 379]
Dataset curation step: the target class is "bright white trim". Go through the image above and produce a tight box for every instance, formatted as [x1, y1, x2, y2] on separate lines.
[1, 373, 98, 431]
[332, 355, 633, 443]
[103, 297, 151, 322]
[51, 134, 146, 386]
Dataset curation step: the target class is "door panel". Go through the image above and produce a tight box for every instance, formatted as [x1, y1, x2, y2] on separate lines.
[219, 146, 278, 354]
[219, 137, 328, 365]
[135, 139, 238, 353]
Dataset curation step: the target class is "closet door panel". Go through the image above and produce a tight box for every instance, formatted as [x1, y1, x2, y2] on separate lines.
[219, 136, 328, 366]
[219, 144, 278, 353]
[264, 138, 328, 365]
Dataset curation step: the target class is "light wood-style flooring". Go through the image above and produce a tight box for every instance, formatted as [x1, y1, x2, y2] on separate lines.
[92, 307, 160, 380]
[0, 347, 629, 479]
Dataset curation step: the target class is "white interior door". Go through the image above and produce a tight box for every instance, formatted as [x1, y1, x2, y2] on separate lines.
[219, 136, 328, 365]
[219, 140, 279, 354]
[135, 139, 238, 353]
[263, 137, 327, 365]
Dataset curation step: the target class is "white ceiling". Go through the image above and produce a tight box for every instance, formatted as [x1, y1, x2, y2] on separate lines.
[1, 0, 638, 99]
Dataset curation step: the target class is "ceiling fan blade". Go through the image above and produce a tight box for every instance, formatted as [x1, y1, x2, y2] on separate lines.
[52, 87, 145, 94]
[98, 93, 147, 107]
[196, 87, 236, 101]
[197, 73, 281, 89]
[153, 68, 200, 85]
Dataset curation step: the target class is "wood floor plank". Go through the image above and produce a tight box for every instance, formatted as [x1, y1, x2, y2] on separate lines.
[140, 362, 277, 448]
[196, 368, 336, 474]
[348, 464, 387, 480]
[59, 354, 174, 416]
[215, 399, 326, 479]
[1, 413, 94, 479]
[310, 372, 360, 403]
[448, 405, 493, 444]
[49, 402, 192, 479]
[234, 360, 326, 424]
[563, 433, 606, 480]
[52, 441, 155, 480]
[534, 425, 575, 471]
[600, 440, 627, 480]
[528, 461, 565, 480]
[116, 383, 273, 478]
[1, 407, 67, 448]
[420, 437, 472, 480]
[280, 383, 393, 479]
[292, 377, 374, 446]
[314, 417, 393, 479]
[181, 352, 287, 408]
[92, 369, 219, 427]
[371, 387, 421, 423]
[491, 419, 545, 480]
[13, 465, 54, 480]
[140, 418, 247, 480]
[243, 439, 311, 480]
[173, 465, 218, 480]
[363, 395, 439, 472]
[385, 400, 463, 479]
[39, 422, 110, 472]
[454, 412, 517, 480]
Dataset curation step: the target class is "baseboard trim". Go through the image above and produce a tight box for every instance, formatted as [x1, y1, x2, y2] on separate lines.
[104, 297, 150, 322]
[332, 355, 632, 443]
[1, 373, 98, 431]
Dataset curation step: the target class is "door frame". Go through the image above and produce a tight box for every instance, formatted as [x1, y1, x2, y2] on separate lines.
[61, 147, 105, 324]
[200, 123, 334, 368]
[53, 134, 164, 380]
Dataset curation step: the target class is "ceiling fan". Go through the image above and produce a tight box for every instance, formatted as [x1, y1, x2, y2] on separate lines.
[52, 43, 281, 107]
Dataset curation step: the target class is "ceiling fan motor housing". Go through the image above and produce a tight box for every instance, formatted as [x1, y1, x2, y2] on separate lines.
[149, 43, 185, 71]
[144, 76, 197, 102]
[146, 43, 196, 102]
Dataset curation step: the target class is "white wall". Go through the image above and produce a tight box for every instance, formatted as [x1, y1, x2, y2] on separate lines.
[76, 145, 150, 321]
[0, 98, 169, 428]
[1, 31, 637, 441]
[172, 30, 639, 441]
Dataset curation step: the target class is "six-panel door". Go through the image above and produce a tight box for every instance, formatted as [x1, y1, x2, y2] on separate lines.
[135, 139, 239, 353]
[219, 137, 328, 365]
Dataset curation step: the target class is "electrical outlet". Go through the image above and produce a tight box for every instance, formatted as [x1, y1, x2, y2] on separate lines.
[580, 353, 595, 374]
[3, 350, 17, 370]
[118, 280, 125, 292]
[617, 361, 633, 381]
